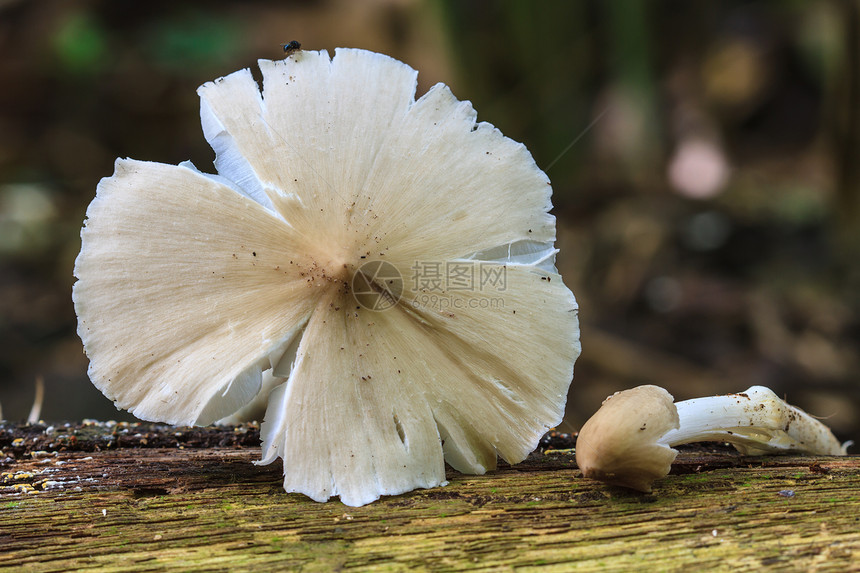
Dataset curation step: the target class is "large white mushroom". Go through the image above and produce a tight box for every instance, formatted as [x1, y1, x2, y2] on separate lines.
[73, 48, 581, 506]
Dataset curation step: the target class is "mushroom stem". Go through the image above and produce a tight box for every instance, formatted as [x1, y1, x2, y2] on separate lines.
[657, 385, 851, 456]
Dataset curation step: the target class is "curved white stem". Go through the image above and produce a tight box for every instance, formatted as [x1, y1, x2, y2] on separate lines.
[658, 386, 851, 456]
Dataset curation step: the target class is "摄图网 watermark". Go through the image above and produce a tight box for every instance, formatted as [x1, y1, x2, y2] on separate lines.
[351, 260, 507, 311]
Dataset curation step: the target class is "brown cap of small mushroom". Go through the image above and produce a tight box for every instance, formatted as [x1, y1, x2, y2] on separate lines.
[575, 385, 680, 493]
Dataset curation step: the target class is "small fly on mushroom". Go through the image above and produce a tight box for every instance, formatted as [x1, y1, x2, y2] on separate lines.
[281, 40, 301, 56]
[73, 48, 581, 506]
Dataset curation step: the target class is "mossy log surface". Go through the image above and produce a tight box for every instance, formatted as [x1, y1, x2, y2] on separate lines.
[0, 423, 858, 572]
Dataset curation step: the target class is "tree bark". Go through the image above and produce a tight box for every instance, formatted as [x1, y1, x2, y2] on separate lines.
[1, 425, 858, 571]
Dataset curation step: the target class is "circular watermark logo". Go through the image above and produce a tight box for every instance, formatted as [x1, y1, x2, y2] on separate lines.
[352, 260, 403, 311]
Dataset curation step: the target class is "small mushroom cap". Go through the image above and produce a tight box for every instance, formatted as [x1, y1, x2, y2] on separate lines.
[575, 385, 680, 493]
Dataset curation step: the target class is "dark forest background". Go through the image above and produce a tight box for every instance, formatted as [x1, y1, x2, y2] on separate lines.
[1, 0, 858, 444]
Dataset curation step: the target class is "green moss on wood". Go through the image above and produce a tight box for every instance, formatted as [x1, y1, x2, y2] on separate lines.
[0, 445, 858, 571]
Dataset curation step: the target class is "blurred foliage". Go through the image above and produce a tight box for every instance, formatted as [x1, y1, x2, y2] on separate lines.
[140, 10, 245, 73]
[0, 0, 858, 443]
[53, 12, 109, 74]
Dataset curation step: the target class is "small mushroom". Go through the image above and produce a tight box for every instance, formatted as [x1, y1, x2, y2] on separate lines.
[574, 385, 680, 492]
[576, 385, 851, 492]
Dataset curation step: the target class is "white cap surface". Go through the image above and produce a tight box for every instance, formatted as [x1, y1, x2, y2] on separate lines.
[74, 48, 580, 506]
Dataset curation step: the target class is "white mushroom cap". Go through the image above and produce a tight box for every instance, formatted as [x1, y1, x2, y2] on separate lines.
[73, 48, 581, 506]
[575, 385, 680, 493]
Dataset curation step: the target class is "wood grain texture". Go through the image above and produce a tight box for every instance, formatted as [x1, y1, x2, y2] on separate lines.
[1, 430, 858, 572]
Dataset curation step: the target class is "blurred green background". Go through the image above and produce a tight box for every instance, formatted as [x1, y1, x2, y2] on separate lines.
[1, 0, 858, 443]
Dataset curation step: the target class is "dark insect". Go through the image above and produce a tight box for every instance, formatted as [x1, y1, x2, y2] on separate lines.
[282, 40, 302, 55]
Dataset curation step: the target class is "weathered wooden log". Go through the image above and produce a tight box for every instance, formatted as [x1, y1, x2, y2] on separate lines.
[1, 423, 858, 571]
